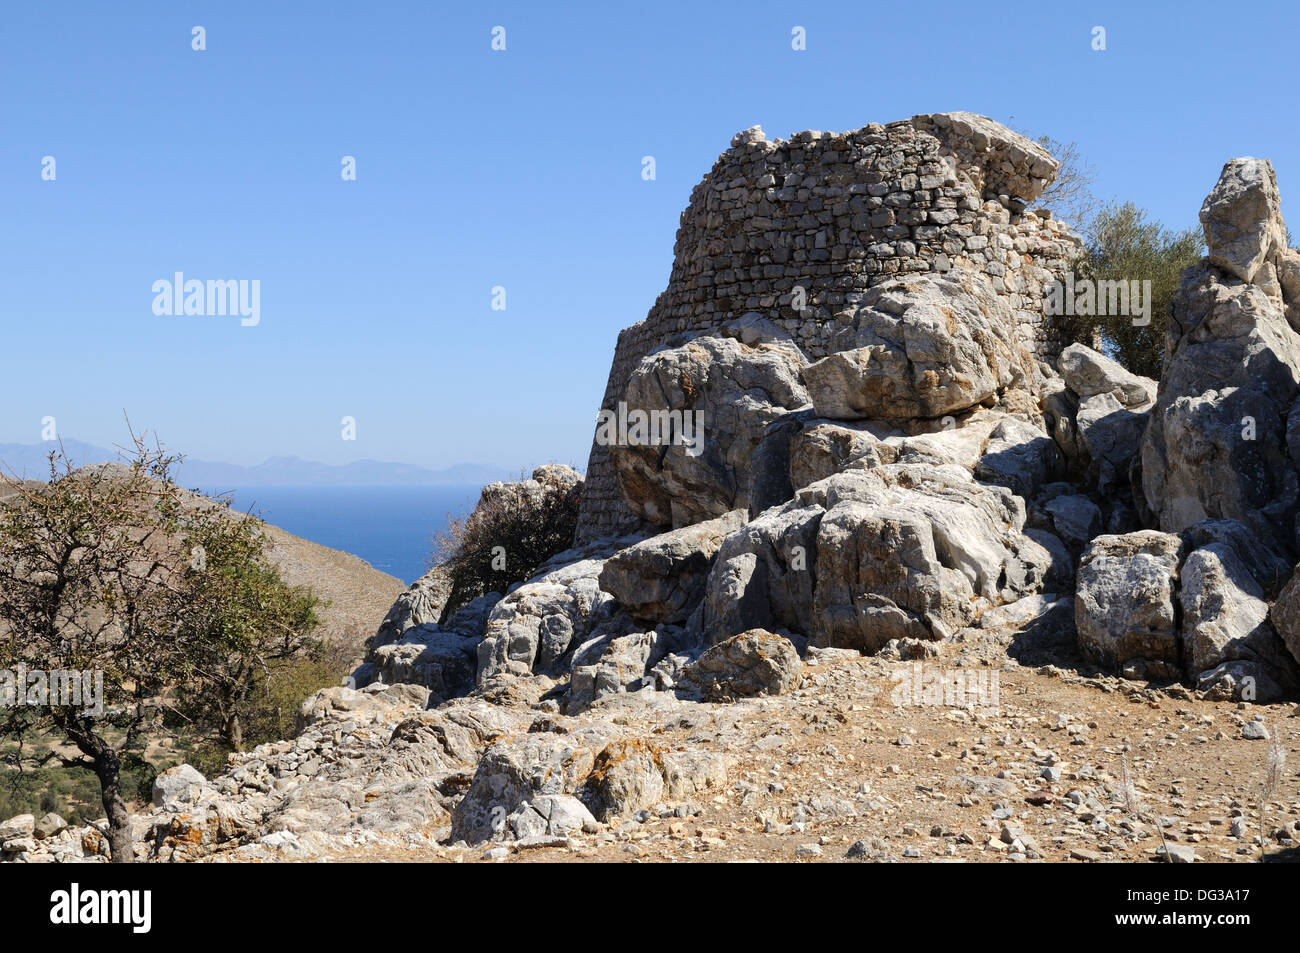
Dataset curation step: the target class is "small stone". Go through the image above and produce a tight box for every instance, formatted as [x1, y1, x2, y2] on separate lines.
[1242, 721, 1269, 740]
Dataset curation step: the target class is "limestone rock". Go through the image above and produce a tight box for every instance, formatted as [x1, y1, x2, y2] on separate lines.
[1058, 343, 1156, 406]
[803, 269, 1033, 422]
[597, 510, 747, 623]
[152, 765, 209, 813]
[33, 813, 66, 840]
[1043, 494, 1103, 553]
[973, 415, 1065, 499]
[450, 735, 598, 844]
[1075, 532, 1184, 680]
[566, 630, 672, 712]
[369, 625, 478, 701]
[477, 542, 631, 683]
[1200, 157, 1286, 284]
[1142, 161, 1300, 552]
[1180, 542, 1298, 699]
[506, 795, 599, 840]
[1267, 566, 1300, 670]
[370, 565, 451, 653]
[788, 418, 887, 490]
[679, 629, 802, 700]
[585, 741, 666, 820]
[612, 331, 811, 529]
[1055, 344, 1156, 496]
[701, 465, 1051, 651]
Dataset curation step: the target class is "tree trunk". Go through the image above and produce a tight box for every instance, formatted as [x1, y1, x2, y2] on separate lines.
[226, 712, 243, 752]
[95, 752, 134, 864]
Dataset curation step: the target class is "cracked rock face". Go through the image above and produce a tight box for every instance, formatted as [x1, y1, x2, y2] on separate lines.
[612, 330, 812, 529]
[1074, 531, 1184, 681]
[700, 465, 1051, 653]
[1200, 157, 1287, 284]
[1076, 524, 1300, 698]
[803, 269, 1034, 422]
[1142, 158, 1300, 555]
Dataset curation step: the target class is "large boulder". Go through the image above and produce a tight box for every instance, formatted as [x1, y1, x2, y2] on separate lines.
[1057, 343, 1156, 496]
[1179, 542, 1299, 700]
[597, 510, 747, 623]
[678, 629, 802, 700]
[1075, 532, 1184, 681]
[803, 269, 1034, 422]
[1076, 521, 1299, 699]
[700, 465, 1052, 650]
[1058, 343, 1156, 406]
[152, 765, 209, 813]
[1200, 157, 1287, 284]
[449, 735, 598, 844]
[612, 329, 811, 529]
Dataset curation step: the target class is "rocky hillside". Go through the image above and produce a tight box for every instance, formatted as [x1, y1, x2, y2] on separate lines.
[7, 113, 1299, 865]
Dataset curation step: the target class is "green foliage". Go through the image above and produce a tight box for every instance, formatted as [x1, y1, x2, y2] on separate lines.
[0, 754, 159, 825]
[1059, 202, 1204, 379]
[436, 480, 581, 621]
[176, 645, 352, 777]
[169, 497, 324, 753]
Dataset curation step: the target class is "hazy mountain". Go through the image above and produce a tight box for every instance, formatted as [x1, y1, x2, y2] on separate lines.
[0, 440, 513, 487]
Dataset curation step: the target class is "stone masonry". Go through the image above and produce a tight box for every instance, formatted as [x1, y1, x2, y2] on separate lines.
[576, 112, 1083, 543]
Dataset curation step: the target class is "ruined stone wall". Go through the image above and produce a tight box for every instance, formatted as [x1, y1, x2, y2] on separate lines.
[576, 112, 1083, 543]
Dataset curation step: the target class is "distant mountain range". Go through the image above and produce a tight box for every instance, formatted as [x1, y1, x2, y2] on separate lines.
[0, 439, 514, 487]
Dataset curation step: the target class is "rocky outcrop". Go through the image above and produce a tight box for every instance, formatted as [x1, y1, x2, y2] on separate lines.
[1057, 343, 1156, 496]
[699, 465, 1052, 652]
[803, 268, 1035, 421]
[476, 541, 629, 683]
[1142, 158, 1300, 555]
[1075, 523, 1300, 699]
[597, 510, 747, 622]
[576, 112, 1082, 544]
[611, 327, 811, 529]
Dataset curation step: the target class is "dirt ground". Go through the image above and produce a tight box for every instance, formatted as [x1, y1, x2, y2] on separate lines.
[298, 636, 1300, 864]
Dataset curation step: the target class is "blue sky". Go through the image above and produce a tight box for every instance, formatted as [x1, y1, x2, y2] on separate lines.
[3, 0, 1297, 471]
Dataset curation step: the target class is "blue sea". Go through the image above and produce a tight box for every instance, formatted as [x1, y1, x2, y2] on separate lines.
[203, 485, 483, 584]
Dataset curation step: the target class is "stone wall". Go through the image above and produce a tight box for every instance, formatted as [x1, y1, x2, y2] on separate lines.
[576, 112, 1083, 543]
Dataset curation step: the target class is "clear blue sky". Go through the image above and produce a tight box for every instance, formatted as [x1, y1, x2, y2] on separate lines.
[3, 0, 1297, 471]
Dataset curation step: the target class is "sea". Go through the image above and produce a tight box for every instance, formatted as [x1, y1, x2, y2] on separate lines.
[203, 485, 484, 584]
